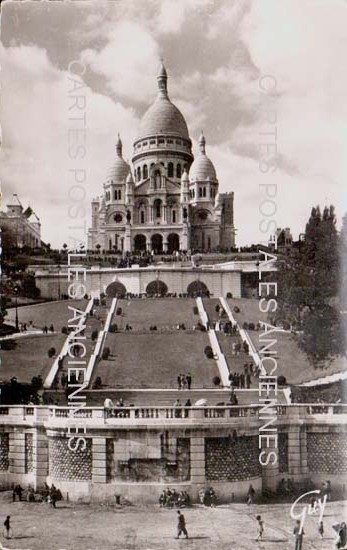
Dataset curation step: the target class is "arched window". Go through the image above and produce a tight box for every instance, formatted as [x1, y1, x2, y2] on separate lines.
[199, 187, 203, 198]
[176, 163, 181, 178]
[143, 165, 148, 179]
[210, 188, 213, 198]
[137, 167, 141, 181]
[114, 190, 117, 200]
[168, 162, 174, 177]
[172, 210, 176, 223]
[140, 210, 145, 224]
[203, 187, 206, 198]
[118, 190, 122, 200]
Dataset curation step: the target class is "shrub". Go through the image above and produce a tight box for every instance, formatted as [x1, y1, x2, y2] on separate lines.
[116, 307, 122, 315]
[234, 306, 240, 313]
[226, 292, 233, 299]
[100, 292, 106, 299]
[243, 322, 249, 330]
[212, 376, 221, 387]
[94, 298, 100, 306]
[93, 376, 102, 389]
[101, 299, 106, 306]
[215, 304, 220, 313]
[109, 323, 118, 333]
[91, 330, 98, 341]
[61, 326, 68, 335]
[248, 323, 255, 331]
[243, 341, 249, 354]
[206, 349, 214, 359]
[278, 375, 287, 386]
[48, 347, 56, 358]
[283, 321, 291, 330]
[204, 345, 213, 355]
[193, 306, 199, 315]
[102, 347, 110, 360]
[1, 339, 17, 351]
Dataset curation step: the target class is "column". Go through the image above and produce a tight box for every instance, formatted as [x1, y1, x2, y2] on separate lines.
[288, 426, 302, 478]
[33, 430, 48, 489]
[300, 427, 308, 476]
[9, 431, 26, 475]
[92, 437, 107, 483]
[190, 432, 205, 498]
[261, 436, 279, 492]
[163, 240, 168, 253]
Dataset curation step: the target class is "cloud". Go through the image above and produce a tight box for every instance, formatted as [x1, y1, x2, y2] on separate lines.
[0, 44, 139, 247]
[81, 21, 160, 103]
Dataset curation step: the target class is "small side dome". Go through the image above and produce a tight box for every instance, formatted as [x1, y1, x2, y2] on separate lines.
[181, 169, 189, 183]
[126, 171, 134, 184]
[189, 132, 217, 181]
[105, 133, 130, 183]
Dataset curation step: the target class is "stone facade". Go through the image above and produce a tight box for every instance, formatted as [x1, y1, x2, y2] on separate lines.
[0, 197, 41, 248]
[0, 406, 346, 503]
[88, 64, 235, 254]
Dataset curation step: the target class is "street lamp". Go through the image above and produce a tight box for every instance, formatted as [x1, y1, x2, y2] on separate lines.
[14, 286, 19, 332]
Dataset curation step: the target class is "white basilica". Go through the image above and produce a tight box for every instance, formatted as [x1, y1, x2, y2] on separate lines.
[88, 63, 235, 254]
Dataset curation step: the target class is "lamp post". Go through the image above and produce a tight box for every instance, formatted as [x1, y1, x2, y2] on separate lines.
[14, 286, 19, 332]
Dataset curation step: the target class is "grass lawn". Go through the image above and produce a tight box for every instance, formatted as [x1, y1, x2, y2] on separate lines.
[93, 332, 218, 389]
[0, 334, 66, 383]
[0, 496, 344, 550]
[228, 298, 347, 385]
[5, 299, 88, 332]
[114, 299, 199, 330]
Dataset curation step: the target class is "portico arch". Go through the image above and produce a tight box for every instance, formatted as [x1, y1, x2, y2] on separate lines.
[146, 280, 168, 296]
[167, 233, 180, 254]
[187, 280, 210, 297]
[106, 281, 127, 298]
[151, 233, 163, 254]
[134, 234, 147, 252]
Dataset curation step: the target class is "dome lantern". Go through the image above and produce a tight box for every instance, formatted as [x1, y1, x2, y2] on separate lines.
[157, 61, 168, 98]
[116, 133, 123, 156]
[199, 132, 206, 154]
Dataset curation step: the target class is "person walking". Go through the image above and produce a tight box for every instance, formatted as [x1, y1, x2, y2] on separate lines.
[255, 515, 264, 541]
[186, 373, 192, 390]
[247, 484, 255, 505]
[293, 520, 304, 550]
[3, 516, 12, 539]
[176, 511, 188, 539]
[318, 521, 324, 539]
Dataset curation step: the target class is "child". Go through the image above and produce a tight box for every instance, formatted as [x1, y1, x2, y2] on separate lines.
[318, 521, 324, 539]
[256, 515, 264, 541]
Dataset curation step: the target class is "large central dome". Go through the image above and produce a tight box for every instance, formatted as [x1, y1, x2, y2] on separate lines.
[137, 63, 189, 140]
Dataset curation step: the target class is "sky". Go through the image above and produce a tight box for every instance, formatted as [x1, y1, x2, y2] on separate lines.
[0, 0, 346, 248]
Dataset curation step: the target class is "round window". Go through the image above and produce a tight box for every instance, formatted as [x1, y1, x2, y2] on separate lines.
[114, 213, 123, 223]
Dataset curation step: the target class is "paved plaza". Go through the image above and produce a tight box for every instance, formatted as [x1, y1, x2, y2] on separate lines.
[0, 496, 345, 550]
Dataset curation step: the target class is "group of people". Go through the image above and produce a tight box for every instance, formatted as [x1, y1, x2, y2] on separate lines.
[159, 488, 191, 508]
[11, 482, 62, 507]
[228, 366, 253, 389]
[173, 399, 191, 418]
[177, 373, 192, 390]
[198, 487, 217, 507]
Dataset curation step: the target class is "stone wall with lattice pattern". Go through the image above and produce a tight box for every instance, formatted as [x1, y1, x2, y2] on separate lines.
[278, 433, 288, 473]
[205, 436, 261, 481]
[25, 433, 34, 473]
[308, 433, 347, 474]
[0, 433, 9, 471]
[49, 438, 92, 481]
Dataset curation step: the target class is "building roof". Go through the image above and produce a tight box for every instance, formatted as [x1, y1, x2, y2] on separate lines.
[105, 134, 130, 183]
[189, 133, 217, 181]
[137, 63, 189, 140]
